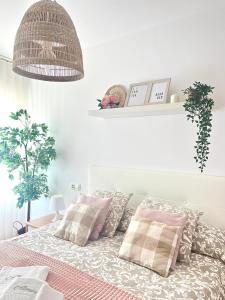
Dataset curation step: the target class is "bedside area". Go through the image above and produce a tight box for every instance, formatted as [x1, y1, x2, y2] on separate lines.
[25, 214, 55, 232]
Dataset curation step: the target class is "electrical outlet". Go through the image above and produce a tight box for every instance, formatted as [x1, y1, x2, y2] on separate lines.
[71, 183, 76, 191]
[75, 184, 81, 191]
[70, 183, 81, 191]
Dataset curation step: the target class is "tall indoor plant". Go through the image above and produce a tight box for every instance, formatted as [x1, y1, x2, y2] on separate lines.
[0, 109, 56, 222]
[183, 82, 214, 173]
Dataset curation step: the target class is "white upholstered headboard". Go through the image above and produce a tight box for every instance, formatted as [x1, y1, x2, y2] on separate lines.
[88, 166, 225, 229]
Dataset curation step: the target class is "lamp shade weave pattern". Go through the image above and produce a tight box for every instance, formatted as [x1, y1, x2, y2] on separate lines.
[13, 0, 84, 82]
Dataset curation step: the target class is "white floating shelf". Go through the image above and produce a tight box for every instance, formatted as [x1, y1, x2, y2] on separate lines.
[88, 102, 185, 119]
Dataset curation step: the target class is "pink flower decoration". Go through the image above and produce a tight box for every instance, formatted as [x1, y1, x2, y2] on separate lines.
[110, 95, 118, 104]
[110, 95, 115, 100]
[102, 97, 109, 107]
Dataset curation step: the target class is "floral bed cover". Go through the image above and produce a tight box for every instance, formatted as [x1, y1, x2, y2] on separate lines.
[12, 222, 225, 300]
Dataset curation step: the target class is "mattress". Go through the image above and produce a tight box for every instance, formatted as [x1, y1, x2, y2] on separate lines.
[12, 222, 225, 300]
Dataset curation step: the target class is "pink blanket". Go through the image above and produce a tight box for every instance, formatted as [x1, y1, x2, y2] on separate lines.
[0, 241, 139, 300]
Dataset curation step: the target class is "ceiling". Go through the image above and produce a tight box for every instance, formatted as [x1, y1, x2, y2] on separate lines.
[0, 0, 224, 58]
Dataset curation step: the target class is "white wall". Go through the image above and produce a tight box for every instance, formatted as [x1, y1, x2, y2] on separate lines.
[0, 60, 29, 122]
[29, 9, 225, 216]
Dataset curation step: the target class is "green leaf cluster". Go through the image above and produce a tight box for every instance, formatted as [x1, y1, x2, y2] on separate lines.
[183, 82, 214, 172]
[0, 109, 56, 209]
[97, 99, 103, 109]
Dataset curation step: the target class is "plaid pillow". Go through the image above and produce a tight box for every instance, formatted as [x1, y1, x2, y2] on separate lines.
[93, 191, 132, 237]
[78, 194, 112, 240]
[119, 217, 180, 277]
[135, 207, 187, 270]
[140, 197, 203, 264]
[54, 203, 100, 246]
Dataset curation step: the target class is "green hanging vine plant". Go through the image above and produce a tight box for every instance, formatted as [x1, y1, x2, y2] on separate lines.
[183, 82, 214, 173]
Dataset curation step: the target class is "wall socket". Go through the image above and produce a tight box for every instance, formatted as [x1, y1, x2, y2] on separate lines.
[71, 183, 81, 191]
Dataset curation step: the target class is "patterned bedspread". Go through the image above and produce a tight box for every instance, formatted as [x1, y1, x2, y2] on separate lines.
[12, 222, 225, 300]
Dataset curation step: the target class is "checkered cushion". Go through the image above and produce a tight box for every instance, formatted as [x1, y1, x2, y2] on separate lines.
[54, 203, 100, 246]
[140, 197, 203, 264]
[119, 217, 180, 277]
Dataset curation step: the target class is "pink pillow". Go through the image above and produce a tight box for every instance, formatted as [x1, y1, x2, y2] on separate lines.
[79, 194, 112, 240]
[135, 206, 187, 270]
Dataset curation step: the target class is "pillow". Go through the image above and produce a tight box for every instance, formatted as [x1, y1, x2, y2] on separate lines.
[119, 216, 180, 277]
[54, 203, 100, 246]
[78, 194, 112, 240]
[135, 207, 187, 269]
[192, 222, 225, 262]
[117, 207, 135, 232]
[140, 197, 203, 264]
[93, 191, 132, 237]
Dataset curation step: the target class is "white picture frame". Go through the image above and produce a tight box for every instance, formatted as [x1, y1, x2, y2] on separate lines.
[148, 78, 171, 105]
[125, 81, 152, 107]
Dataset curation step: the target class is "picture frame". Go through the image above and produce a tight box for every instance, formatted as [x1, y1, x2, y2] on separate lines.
[147, 78, 171, 105]
[124, 81, 152, 107]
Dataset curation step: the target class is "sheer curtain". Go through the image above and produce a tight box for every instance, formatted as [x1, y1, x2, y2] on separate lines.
[0, 59, 30, 240]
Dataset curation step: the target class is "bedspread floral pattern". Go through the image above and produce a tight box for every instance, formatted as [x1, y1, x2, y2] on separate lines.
[12, 223, 225, 300]
[93, 191, 132, 237]
[118, 207, 135, 232]
[192, 222, 225, 262]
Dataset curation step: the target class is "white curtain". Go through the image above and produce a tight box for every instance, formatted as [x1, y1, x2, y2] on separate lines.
[0, 59, 30, 240]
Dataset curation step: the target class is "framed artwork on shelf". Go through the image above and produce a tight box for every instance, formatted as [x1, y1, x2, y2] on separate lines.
[125, 81, 152, 107]
[147, 78, 171, 105]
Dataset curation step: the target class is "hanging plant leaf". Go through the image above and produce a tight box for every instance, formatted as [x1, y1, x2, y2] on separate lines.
[183, 81, 214, 173]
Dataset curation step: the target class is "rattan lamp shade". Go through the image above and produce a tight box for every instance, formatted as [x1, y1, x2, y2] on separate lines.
[13, 0, 84, 82]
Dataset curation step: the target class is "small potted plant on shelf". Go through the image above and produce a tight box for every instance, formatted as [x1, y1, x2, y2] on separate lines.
[97, 95, 120, 109]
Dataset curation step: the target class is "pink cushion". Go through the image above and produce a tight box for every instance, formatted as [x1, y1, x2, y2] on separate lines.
[79, 194, 112, 240]
[135, 206, 187, 269]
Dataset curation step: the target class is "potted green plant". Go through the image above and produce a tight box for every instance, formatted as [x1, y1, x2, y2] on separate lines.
[0, 109, 56, 226]
[183, 82, 214, 173]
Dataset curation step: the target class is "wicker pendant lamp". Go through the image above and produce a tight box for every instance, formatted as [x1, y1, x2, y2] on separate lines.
[13, 0, 84, 82]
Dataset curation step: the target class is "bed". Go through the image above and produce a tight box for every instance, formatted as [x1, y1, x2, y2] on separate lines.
[3, 166, 225, 299]
[10, 222, 225, 300]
